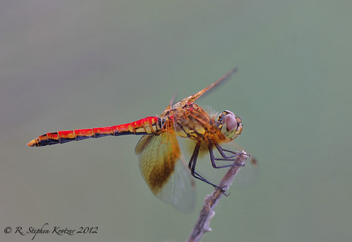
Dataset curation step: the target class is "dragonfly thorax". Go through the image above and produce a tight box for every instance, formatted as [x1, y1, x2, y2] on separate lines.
[217, 110, 243, 141]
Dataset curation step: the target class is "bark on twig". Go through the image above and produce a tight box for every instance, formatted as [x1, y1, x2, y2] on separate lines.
[187, 151, 250, 242]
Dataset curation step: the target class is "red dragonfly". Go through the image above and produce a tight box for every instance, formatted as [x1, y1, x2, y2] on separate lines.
[28, 67, 250, 212]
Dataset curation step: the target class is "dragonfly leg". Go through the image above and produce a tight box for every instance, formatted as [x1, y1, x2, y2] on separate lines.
[189, 142, 229, 195]
[208, 143, 245, 169]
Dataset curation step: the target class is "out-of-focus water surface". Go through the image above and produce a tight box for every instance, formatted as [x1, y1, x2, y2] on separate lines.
[1, 1, 351, 241]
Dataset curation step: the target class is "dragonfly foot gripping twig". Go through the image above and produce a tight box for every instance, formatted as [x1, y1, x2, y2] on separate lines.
[187, 151, 250, 242]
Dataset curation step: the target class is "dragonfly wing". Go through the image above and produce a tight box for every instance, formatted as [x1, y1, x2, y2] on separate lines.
[179, 67, 238, 105]
[135, 125, 196, 213]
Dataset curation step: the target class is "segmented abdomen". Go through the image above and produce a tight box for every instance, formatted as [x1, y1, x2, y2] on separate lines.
[27, 116, 162, 147]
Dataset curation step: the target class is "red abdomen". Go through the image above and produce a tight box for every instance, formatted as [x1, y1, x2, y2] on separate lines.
[27, 116, 162, 147]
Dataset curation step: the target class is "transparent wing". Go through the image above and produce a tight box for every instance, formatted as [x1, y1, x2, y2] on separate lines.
[135, 121, 196, 213]
[179, 67, 238, 105]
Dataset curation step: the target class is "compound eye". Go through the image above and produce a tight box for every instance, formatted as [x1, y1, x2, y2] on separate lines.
[224, 112, 237, 131]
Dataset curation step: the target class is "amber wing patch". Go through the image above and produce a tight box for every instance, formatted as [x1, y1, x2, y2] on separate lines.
[135, 121, 195, 212]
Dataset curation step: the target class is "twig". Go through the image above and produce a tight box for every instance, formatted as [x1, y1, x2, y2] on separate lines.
[187, 151, 250, 242]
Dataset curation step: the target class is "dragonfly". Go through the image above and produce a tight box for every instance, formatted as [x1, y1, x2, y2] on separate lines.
[27, 67, 252, 212]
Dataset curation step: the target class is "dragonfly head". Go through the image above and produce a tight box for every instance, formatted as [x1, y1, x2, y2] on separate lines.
[217, 110, 243, 141]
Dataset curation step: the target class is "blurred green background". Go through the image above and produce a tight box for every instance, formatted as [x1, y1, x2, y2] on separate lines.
[1, 1, 351, 241]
